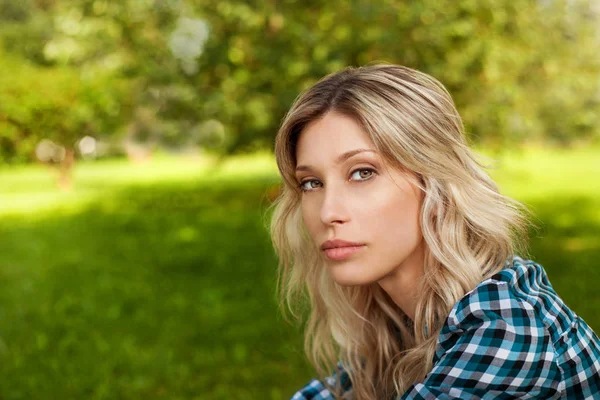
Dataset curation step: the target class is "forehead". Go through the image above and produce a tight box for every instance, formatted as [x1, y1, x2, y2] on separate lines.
[295, 112, 375, 163]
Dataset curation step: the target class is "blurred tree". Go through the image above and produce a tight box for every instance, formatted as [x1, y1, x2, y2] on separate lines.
[0, 0, 598, 165]
[186, 0, 600, 151]
[0, 0, 132, 186]
[0, 52, 131, 187]
[146, 0, 600, 152]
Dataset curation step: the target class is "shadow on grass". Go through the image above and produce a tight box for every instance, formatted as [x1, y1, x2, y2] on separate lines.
[0, 178, 597, 399]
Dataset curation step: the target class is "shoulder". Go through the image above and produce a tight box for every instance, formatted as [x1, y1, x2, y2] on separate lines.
[442, 255, 574, 343]
[419, 255, 600, 399]
[399, 256, 565, 398]
[433, 255, 558, 368]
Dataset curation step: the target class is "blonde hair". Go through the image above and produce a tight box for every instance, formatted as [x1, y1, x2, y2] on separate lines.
[268, 64, 531, 399]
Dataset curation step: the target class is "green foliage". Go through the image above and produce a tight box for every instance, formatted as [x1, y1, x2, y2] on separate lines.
[0, 0, 599, 162]
[0, 52, 132, 162]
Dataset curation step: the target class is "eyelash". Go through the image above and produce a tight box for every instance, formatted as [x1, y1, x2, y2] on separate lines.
[297, 168, 377, 193]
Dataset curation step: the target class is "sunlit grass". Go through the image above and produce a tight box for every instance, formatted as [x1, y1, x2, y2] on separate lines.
[476, 145, 600, 200]
[0, 151, 278, 217]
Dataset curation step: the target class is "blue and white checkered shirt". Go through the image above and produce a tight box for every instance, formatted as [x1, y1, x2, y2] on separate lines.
[291, 255, 600, 399]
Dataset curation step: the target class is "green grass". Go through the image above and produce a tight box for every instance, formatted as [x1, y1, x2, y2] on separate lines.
[0, 147, 598, 399]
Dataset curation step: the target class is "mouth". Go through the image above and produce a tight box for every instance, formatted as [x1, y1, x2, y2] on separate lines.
[323, 245, 366, 261]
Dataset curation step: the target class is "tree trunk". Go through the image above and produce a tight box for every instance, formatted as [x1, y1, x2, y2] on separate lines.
[57, 147, 75, 191]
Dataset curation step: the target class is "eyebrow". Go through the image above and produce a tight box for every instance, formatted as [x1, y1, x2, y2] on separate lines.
[295, 148, 378, 173]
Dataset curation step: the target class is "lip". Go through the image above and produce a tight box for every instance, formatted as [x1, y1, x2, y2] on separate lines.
[324, 245, 365, 261]
[320, 239, 366, 261]
[320, 239, 365, 250]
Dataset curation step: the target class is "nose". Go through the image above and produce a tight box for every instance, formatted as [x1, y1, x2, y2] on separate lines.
[319, 183, 349, 226]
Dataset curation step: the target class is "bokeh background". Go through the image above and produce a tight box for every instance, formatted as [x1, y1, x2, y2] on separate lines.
[0, 0, 599, 398]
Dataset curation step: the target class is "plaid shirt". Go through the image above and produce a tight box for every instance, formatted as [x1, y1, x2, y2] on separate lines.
[291, 255, 600, 399]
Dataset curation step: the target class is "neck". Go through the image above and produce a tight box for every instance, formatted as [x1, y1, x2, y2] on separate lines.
[376, 240, 425, 321]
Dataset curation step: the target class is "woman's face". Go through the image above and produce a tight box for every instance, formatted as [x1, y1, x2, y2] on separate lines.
[295, 111, 425, 286]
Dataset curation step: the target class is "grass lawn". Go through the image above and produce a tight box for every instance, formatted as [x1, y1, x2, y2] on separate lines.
[0, 146, 598, 399]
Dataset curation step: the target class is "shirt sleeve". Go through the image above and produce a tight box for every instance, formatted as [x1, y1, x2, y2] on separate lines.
[398, 281, 563, 399]
[290, 361, 353, 400]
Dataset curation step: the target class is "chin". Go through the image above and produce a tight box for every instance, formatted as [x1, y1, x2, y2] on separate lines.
[328, 262, 377, 287]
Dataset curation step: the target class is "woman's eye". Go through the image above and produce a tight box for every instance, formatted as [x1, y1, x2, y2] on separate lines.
[298, 168, 375, 193]
[350, 168, 375, 181]
[298, 180, 321, 192]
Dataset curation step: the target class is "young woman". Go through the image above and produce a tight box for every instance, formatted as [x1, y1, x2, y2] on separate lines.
[268, 64, 600, 399]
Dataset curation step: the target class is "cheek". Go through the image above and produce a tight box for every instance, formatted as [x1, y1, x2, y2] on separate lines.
[301, 200, 320, 238]
[362, 187, 422, 246]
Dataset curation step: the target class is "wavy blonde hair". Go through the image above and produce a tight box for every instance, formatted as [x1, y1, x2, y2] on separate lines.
[268, 64, 532, 399]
